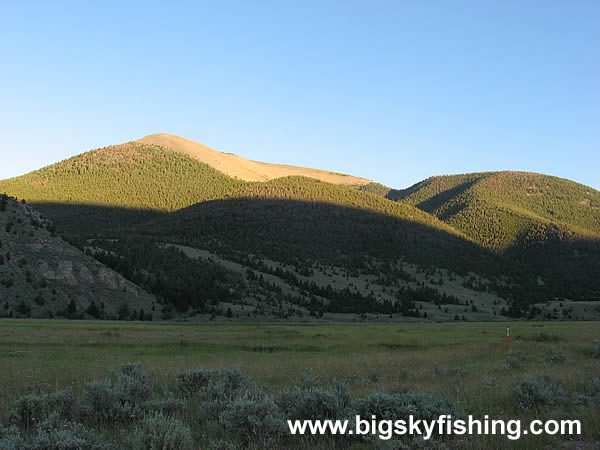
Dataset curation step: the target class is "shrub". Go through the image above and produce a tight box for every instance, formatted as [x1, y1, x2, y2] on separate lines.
[363, 369, 381, 384]
[80, 380, 144, 424]
[175, 368, 251, 399]
[584, 377, 600, 398]
[220, 397, 285, 445]
[513, 376, 565, 410]
[80, 380, 131, 424]
[277, 388, 338, 420]
[128, 412, 194, 450]
[390, 436, 450, 449]
[175, 369, 211, 396]
[176, 367, 255, 422]
[143, 394, 185, 417]
[10, 388, 75, 427]
[81, 363, 152, 424]
[0, 425, 25, 450]
[276, 377, 351, 420]
[548, 346, 565, 364]
[117, 363, 153, 404]
[593, 340, 600, 358]
[30, 413, 113, 450]
[503, 350, 527, 369]
[354, 392, 461, 422]
[208, 439, 239, 450]
[331, 378, 351, 413]
[351, 392, 460, 445]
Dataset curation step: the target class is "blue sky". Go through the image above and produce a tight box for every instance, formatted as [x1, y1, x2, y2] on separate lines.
[1, 1, 598, 190]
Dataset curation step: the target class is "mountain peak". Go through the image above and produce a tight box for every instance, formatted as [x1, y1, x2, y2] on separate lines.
[136, 133, 371, 185]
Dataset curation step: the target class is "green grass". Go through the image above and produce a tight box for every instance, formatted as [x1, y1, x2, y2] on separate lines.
[1, 319, 598, 448]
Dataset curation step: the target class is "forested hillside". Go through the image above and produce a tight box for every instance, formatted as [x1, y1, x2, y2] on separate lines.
[135, 176, 550, 315]
[0, 142, 247, 233]
[146, 176, 494, 271]
[1, 136, 598, 320]
[386, 171, 600, 300]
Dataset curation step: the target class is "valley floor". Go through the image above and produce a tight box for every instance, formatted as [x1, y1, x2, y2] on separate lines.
[0, 319, 598, 448]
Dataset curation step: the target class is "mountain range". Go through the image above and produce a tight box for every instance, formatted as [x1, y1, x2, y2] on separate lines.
[1, 134, 598, 321]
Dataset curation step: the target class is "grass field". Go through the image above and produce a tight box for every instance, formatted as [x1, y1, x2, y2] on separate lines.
[0, 319, 598, 448]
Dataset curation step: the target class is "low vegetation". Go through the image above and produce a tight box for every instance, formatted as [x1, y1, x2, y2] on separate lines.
[0, 320, 598, 448]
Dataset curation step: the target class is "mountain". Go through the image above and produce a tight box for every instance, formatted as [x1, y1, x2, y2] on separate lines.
[138, 175, 501, 271]
[1, 135, 598, 320]
[133, 175, 546, 317]
[0, 141, 247, 234]
[0, 135, 369, 234]
[137, 133, 371, 185]
[394, 171, 600, 245]
[0, 194, 157, 319]
[386, 171, 600, 299]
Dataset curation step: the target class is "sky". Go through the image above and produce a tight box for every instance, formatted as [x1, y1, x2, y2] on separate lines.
[1, 1, 598, 190]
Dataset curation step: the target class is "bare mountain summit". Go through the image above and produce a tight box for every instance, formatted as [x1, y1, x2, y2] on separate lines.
[137, 133, 371, 185]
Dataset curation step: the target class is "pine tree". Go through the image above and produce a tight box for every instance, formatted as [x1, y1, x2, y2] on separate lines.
[67, 299, 77, 318]
[87, 300, 100, 318]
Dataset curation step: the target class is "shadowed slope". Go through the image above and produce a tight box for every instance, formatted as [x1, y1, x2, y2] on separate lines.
[0, 195, 156, 319]
[138, 176, 514, 278]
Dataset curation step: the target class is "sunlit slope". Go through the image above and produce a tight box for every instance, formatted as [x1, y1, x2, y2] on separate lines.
[394, 171, 600, 251]
[0, 142, 247, 232]
[137, 133, 371, 185]
[385, 171, 600, 299]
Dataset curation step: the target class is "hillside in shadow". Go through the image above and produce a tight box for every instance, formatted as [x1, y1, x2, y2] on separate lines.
[28, 202, 166, 235]
[138, 197, 504, 276]
[24, 196, 600, 314]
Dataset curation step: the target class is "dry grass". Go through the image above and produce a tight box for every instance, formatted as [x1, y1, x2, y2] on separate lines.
[137, 133, 371, 185]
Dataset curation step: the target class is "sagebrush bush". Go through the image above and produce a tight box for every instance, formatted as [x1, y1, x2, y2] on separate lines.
[175, 368, 255, 421]
[294, 371, 321, 391]
[80, 380, 139, 424]
[220, 396, 285, 445]
[503, 350, 527, 369]
[352, 392, 460, 445]
[176, 368, 252, 399]
[127, 412, 194, 450]
[10, 388, 76, 428]
[276, 388, 338, 420]
[276, 377, 351, 420]
[143, 396, 185, 417]
[513, 376, 565, 410]
[208, 439, 239, 450]
[548, 346, 565, 364]
[81, 364, 152, 424]
[584, 377, 600, 398]
[575, 376, 600, 406]
[354, 392, 461, 422]
[0, 425, 25, 450]
[331, 378, 352, 413]
[390, 436, 450, 449]
[30, 413, 113, 450]
[115, 363, 153, 404]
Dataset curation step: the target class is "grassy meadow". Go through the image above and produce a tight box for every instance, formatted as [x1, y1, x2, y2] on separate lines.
[0, 319, 598, 448]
